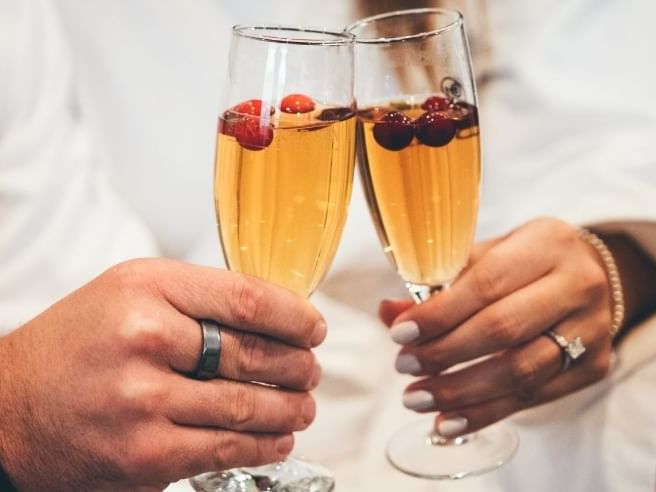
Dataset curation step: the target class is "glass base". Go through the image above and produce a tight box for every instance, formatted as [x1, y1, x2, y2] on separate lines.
[386, 419, 519, 480]
[189, 457, 334, 492]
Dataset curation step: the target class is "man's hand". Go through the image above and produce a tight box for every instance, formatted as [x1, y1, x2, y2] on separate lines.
[0, 258, 325, 491]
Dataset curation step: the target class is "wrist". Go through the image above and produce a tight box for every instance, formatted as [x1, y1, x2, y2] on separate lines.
[0, 332, 30, 491]
[578, 228, 625, 338]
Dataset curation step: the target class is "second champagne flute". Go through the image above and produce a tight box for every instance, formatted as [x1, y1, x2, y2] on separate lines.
[191, 25, 356, 492]
[346, 8, 518, 481]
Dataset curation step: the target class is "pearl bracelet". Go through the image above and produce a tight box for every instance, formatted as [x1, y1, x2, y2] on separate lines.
[578, 228, 625, 338]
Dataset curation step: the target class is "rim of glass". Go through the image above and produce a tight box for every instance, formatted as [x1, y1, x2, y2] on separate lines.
[233, 25, 354, 46]
[345, 8, 463, 44]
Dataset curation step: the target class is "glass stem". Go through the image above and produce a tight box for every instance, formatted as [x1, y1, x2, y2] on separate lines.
[405, 282, 445, 303]
[428, 431, 476, 446]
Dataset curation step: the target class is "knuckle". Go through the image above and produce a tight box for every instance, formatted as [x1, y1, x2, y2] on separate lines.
[116, 377, 167, 417]
[118, 310, 169, 354]
[508, 355, 540, 388]
[108, 258, 153, 289]
[583, 263, 609, 300]
[228, 385, 257, 430]
[535, 217, 575, 242]
[485, 310, 520, 346]
[237, 332, 267, 378]
[414, 345, 446, 374]
[215, 433, 244, 469]
[230, 275, 267, 327]
[432, 386, 458, 409]
[471, 263, 502, 303]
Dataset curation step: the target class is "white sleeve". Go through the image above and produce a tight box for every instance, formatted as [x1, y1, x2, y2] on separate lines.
[0, 0, 159, 334]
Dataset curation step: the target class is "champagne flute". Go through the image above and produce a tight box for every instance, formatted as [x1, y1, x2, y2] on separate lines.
[346, 8, 518, 480]
[191, 25, 356, 491]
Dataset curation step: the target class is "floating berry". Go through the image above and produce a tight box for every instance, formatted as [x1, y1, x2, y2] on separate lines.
[448, 102, 479, 130]
[233, 116, 274, 151]
[232, 99, 275, 117]
[318, 106, 355, 121]
[373, 111, 415, 151]
[280, 93, 315, 114]
[414, 111, 456, 147]
[218, 112, 240, 137]
[220, 99, 274, 138]
[421, 95, 450, 112]
[219, 99, 275, 150]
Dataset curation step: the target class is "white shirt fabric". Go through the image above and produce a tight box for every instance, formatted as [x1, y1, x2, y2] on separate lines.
[1, 1, 656, 491]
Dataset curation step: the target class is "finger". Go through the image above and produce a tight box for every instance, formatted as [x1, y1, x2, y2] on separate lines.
[379, 299, 414, 327]
[465, 235, 507, 266]
[390, 221, 562, 344]
[166, 376, 316, 433]
[432, 349, 612, 438]
[402, 311, 608, 412]
[400, 273, 580, 374]
[152, 259, 326, 348]
[168, 427, 294, 478]
[166, 313, 320, 391]
[403, 336, 561, 412]
[379, 237, 503, 328]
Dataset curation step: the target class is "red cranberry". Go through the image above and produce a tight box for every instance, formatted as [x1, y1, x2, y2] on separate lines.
[421, 95, 450, 112]
[448, 102, 479, 130]
[232, 99, 275, 117]
[233, 116, 274, 151]
[373, 111, 415, 151]
[220, 99, 274, 138]
[280, 93, 315, 114]
[414, 111, 456, 147]
[218, 112, 240, 137]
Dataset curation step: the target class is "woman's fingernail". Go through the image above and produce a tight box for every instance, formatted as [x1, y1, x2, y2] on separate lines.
[395, 354, 422, 374]
[403, 390, 435, 411]
[437, 417, 469, 437]
[390, 320, 420, 344]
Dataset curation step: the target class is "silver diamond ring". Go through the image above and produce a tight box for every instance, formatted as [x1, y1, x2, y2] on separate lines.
[193, 319, 222, 380]
[543, 329, 586, 372]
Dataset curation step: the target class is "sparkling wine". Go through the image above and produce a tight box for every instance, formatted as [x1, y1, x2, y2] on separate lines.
[357, 102, 480, 287]
[215, 110, 355, 297]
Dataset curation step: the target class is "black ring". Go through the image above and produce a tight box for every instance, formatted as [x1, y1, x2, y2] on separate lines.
[194, 319, 222, 380]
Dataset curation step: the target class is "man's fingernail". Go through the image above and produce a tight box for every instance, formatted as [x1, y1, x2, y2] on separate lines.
[403, 390, 435, 411]
[311, 362, 322, 387]
[311, 321, 327, 346]
[390, 320, 420, 345]
[395, 354, 422, 374]
[437, 416, 469, 437]
[276, 434, 294, 455]
[302, 397, 317, 426]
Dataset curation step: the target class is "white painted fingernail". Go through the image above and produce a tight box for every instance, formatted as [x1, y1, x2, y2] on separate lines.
[390, 320, 420, 345]
[403, 390, 435, 411]
[395, 354, 422, 374]
[437, 417, 469, 437]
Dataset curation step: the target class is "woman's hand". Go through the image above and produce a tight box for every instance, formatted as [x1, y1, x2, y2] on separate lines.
[380, 218, 614, 439]
[0, 258, 325, 491]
